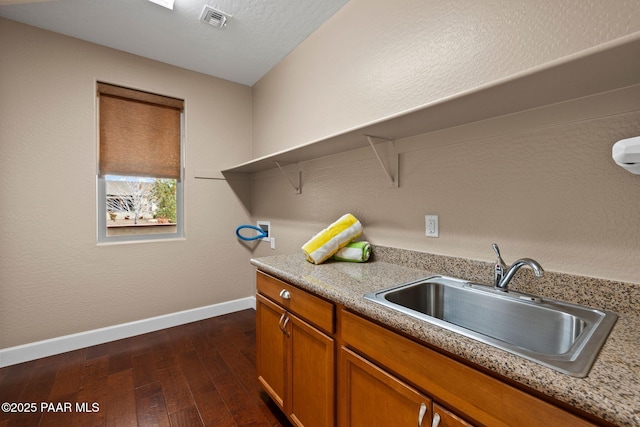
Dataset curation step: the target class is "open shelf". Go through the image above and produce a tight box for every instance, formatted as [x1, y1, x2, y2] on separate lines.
[222, 33, 640, 176]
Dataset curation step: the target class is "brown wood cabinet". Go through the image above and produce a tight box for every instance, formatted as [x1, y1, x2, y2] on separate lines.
[255, 271, 601, 427]
[340, 309, 597, 427]
[339, 346, 473, 427]
[339, 347, 433, 426]
[256, 272, 335, 427]
[256, 293, 287, 408]
[432, 403, 474, 427]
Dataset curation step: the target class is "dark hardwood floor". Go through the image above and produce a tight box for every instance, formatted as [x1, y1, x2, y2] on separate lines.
[0, 309, 293, 427]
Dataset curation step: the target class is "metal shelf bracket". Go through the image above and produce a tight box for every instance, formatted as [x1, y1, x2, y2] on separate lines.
[274, 161, 302, 194]
[365, 135, 398, 188]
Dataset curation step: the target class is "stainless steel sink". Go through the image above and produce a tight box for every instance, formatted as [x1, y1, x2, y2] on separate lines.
[364, 275, 617, 377]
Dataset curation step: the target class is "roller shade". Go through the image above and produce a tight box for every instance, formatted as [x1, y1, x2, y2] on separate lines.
[98, 82, 183, 179]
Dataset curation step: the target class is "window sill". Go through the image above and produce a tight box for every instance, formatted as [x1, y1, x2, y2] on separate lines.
[96, 236, 186, 246]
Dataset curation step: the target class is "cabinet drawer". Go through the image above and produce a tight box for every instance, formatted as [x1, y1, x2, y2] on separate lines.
[257, 271, 334, 334]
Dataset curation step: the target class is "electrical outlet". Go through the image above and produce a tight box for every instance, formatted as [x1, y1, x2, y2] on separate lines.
[425, 215, 439, 237]
[256, 221, 270, 242]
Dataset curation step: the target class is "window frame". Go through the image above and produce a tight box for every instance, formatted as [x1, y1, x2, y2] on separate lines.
[96, 85, 185, 244]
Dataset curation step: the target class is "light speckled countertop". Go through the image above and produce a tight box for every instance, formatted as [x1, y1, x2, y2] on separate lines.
[251, 247, 640, 427]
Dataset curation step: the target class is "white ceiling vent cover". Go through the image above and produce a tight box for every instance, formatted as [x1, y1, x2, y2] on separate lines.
[200, 5, 230, 28]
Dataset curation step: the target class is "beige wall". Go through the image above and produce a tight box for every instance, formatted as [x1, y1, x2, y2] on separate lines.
[2, 1, 640, 351]
[252, 0, 640, 157]
[250, 88, 640, 283]
[0, 18, 253, 349]
[250, 0, 640, 284]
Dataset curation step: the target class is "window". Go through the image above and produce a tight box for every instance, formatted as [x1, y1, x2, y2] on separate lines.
[97, 82, 184, 242]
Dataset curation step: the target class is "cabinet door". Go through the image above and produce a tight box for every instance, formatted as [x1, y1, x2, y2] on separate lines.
[256, 294, 287, 410]
[432, 403, 474, 427]
[339, 348, 432, 427]
[288, 313, 335, 427]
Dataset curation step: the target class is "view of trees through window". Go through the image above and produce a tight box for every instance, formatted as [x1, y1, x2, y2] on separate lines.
[106, 176, 177, 226]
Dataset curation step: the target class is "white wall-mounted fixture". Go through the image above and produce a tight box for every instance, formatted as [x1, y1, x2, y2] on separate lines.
[148, 0, 174, 10]
[425, 215, 439, 238]
[256, 220, 276, 249]
[256, 221, 270, 242]
[612, 136, 640, 174]
[200, 5, 231, 28]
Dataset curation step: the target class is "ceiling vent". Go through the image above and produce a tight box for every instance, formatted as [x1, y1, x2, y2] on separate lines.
[200, 5, 230, 28]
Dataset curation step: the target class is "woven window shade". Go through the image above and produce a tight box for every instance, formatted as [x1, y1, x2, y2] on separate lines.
[98, 83, 184, 179]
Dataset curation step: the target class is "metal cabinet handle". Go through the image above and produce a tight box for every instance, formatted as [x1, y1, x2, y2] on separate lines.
[418, 403, 427, 426]
[278, 313, 290, 336]
[278, 313, 286, 333]
[431, 412, 441, 427]
[279, 289, 291, 299]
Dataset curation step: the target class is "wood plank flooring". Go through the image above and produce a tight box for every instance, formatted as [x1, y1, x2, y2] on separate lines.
[0, 309, 293, 427]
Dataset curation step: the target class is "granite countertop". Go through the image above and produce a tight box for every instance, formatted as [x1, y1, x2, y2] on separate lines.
[251, 250, 640, 427]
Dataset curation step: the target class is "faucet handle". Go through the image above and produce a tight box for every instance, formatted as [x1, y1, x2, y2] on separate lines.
[492, 243, 507, 287]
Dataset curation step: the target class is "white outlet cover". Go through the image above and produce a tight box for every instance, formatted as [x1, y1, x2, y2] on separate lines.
[425, 215, 439, 238]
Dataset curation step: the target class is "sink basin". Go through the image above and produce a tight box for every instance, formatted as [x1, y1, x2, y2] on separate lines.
[364, 275, 617, 377]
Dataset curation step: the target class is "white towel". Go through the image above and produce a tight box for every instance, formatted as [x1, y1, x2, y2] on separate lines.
[333, 241, 371, 262]
[302, 214, 362, 264]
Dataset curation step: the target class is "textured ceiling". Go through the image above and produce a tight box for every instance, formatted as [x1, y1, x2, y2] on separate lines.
[0, 0, 350, 86]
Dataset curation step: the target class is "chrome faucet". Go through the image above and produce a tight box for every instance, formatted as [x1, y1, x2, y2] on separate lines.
[492, 243, 544, 291]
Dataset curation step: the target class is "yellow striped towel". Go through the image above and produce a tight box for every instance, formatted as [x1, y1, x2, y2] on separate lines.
[302, 214, 363, 264]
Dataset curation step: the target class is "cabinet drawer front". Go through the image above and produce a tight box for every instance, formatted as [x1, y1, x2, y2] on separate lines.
[257, 271, 334, 334]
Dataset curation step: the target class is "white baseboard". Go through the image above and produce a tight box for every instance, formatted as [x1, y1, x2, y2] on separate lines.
[0, 296, 256, 368]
